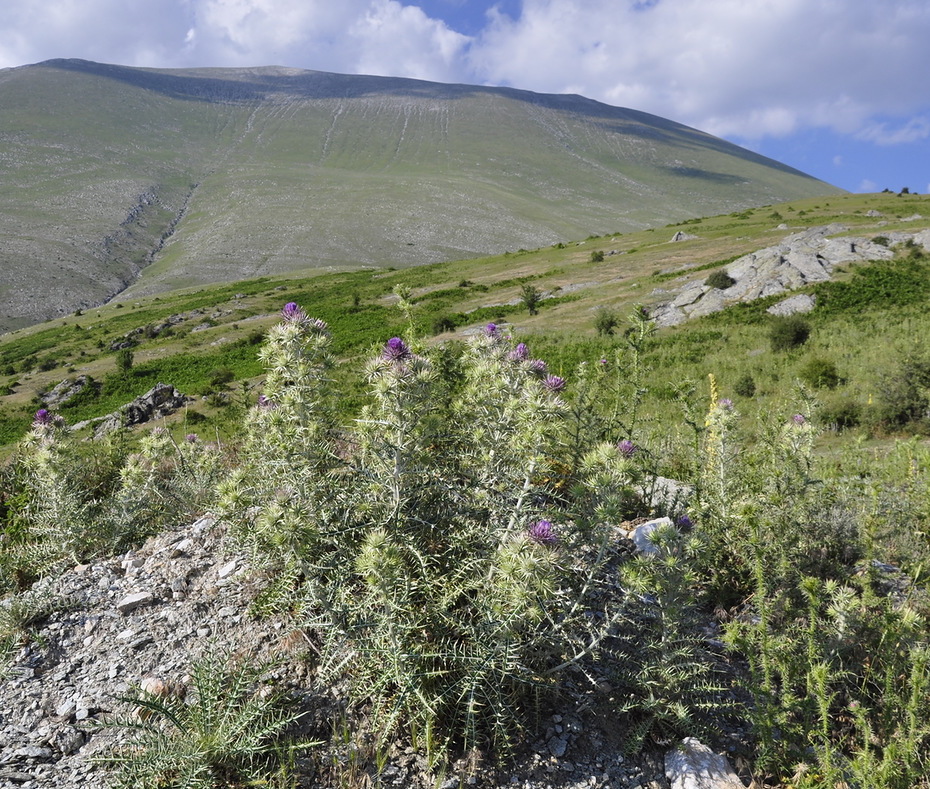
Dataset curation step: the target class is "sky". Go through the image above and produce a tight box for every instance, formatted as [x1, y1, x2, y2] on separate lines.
[1, 0, 928, 195]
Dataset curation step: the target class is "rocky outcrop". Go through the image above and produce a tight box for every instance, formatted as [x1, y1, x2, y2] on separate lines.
[41, 376, 98, 408]
[72, 383, 191, 437]
[666, 738, 746, 788]
[651, 225, 930, 326]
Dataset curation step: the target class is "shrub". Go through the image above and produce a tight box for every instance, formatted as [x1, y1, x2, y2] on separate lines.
[431, 315, 457, 335]
[594, 307, 619, 336]
[769, 315, 810, 352]
[590, 250, 605, 263]
[704, 270, 736, 290]
[799, 357, 841, 389]
[818, 397, 861, 430]
[733, 374, 756, 398]
[874, 353, 930, 431]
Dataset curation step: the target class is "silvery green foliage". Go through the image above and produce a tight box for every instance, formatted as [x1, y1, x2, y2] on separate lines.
[99, 653, 308, 789]
[221, 314, 628, 757]
[5, 412, 223, 585]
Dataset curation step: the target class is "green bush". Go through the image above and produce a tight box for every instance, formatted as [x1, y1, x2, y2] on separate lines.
[704, 270, 736, 289]
[590, 250, 605, 263]
[799, 357, 841, 389]
[733, 373, 756, 398]
[874, 353, 930, 431]
[769, 315, 811, 352]
[594, 306, 619, 336]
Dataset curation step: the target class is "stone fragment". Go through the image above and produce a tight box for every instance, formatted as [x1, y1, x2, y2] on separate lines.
[116, 591, 154, 614]
[631, 517, 676, 555]
[665, 737, 746, 789]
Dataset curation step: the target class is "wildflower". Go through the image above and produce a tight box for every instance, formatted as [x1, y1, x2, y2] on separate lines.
[676, 515, 693, 529]
[484, 322, 500, 338]
[185, 433, 198, 443]
[33, 408, 52, 426]
[281, 302, 306, 322]
[617, 439, 637, 458]
[599, 358, 608, 366]
[307, 317, 330, 335]
[527, 359, 548, 377]
[257, 393, 279, 410]
[382, 336, 412, 362]
[792, 413, 806, 425]
[543, 374, 565, 393]
[528, 519, 558, 546]
[718, 398, 733, 410]
[507, 342, 529, 362]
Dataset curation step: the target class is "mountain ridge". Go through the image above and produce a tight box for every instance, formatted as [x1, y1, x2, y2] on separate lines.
[0, 59, 841, 332]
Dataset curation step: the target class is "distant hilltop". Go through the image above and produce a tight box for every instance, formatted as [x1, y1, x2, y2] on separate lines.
[0, 59, 841, 332]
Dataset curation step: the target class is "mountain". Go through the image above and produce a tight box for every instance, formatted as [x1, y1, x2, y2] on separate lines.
[0, 58, 842, 333]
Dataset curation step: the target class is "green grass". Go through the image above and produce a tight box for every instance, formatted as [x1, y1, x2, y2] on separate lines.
[1, 192, 929, 450]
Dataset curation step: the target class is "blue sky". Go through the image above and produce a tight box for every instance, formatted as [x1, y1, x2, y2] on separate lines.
[2, 0, 928, 194]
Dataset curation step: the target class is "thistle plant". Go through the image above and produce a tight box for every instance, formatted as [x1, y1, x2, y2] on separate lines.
[98, 652, 311, 789]
[222, 309, 628, 761]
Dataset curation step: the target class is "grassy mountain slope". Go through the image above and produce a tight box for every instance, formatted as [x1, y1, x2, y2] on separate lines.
[0, 59, 840, 332]
[0, 191, 926, 451]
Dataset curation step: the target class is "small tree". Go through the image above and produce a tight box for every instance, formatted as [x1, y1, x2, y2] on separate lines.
[115, 348, 134, 372]
[590, 250, 605, 263]
[520, 284, 542, 315]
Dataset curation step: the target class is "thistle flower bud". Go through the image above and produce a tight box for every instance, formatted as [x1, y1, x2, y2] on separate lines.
[33, 408, 52, 426]
[281, 302, 306, 323]
[507, 342, 529, 362]
[528, 519, 558, 546]
[617, 439, 637, 458]
[382, 336, 412, 362]
[527, 359, 548, 377]
[792, 413, 806, 425]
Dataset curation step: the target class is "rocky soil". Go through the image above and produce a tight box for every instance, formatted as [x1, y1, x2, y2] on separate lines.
[0, 513, 751, 789]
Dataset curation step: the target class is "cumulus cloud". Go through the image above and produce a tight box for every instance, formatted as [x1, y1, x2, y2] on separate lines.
[467, 0, 930, 140]
[1, 0, 929, 149]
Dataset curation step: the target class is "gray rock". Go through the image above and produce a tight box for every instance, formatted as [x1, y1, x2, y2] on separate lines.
[631, 517, 675, 555]
[665, 738, 746, 788]
[766, 293, 816, 316]
[116, 592, 154, 614]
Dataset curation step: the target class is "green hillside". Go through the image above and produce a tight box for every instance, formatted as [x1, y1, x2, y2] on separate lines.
[0, 191, 926, 450]
[0, 59, 840, 332]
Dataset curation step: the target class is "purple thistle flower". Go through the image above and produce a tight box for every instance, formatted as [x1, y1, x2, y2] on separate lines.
[484, 322, 500, 338]
[507, 342, 529, 362]
[543, 374, 566, 393]
[257, 394, 277, 409]
[718, 398, 733, 410]
[281, 302, 306, 322]
[792, 413, 806, 425]
[617, 439, 637, 458]
[382, 336, 412, 362]
[528, 519, 558, 546]
[185, 433, 198, 443]
[308, 317, 329, 334]
[676, 515, 693, 529]
[33, 408, 51, 426]
[599, 358, 608, 366]
[527, 359, 548, 377]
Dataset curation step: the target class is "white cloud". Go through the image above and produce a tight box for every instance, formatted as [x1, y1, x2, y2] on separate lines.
[855, 116, 930, 145]
[1, 0, 929, 150]
[858, 179, 878, 192]
[468, 0, 930, 140]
